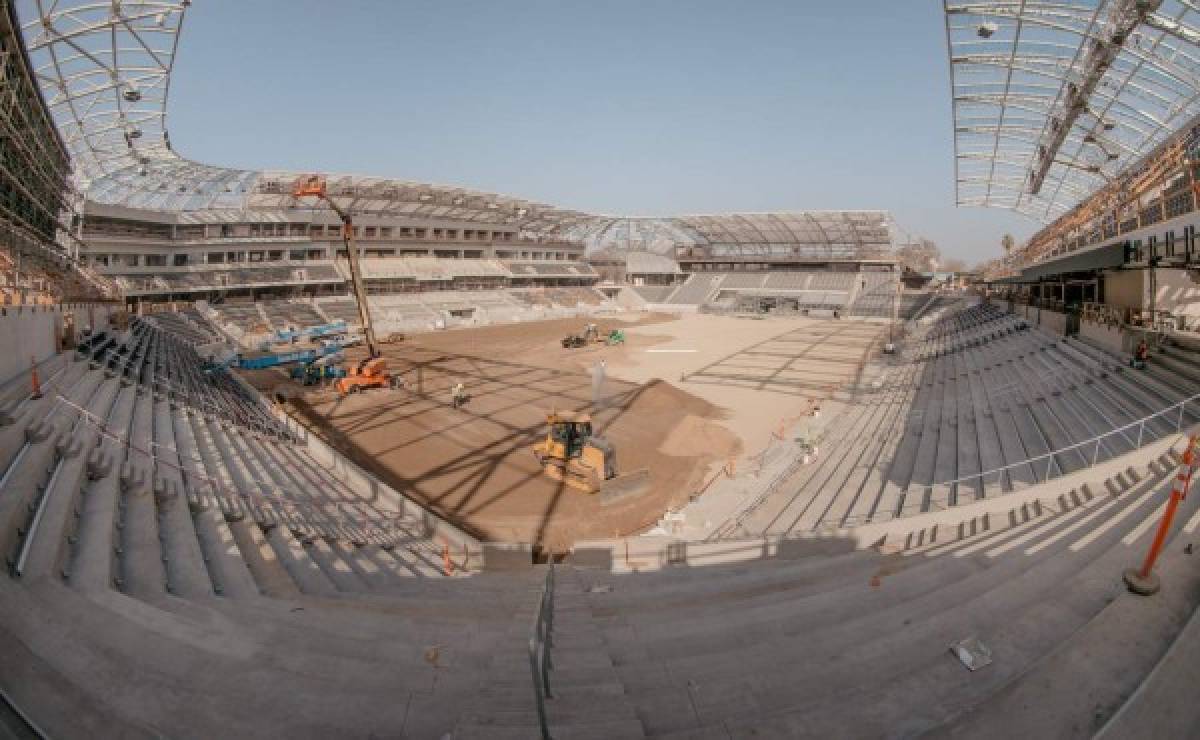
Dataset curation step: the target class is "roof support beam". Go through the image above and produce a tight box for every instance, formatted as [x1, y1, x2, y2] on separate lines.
[1028, 0, 1162, 194]
[1144, 11, 1200, 44]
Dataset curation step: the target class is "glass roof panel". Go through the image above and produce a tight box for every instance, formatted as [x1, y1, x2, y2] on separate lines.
[946, 0, 1200, 222]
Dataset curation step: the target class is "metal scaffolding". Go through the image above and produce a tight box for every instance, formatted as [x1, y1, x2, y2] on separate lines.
[946, 0, 1200, 222]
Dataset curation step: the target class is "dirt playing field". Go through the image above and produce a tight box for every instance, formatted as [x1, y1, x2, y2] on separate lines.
[243, 313, 885, 551]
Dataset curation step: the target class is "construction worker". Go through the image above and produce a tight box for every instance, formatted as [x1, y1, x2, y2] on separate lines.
[451, 381, 467, 409]
[1131, 338, 1149, 370]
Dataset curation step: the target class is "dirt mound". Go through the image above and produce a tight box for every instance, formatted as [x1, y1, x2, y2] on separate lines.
[659, 414, 742, 459]
[260, 319, 739, 552]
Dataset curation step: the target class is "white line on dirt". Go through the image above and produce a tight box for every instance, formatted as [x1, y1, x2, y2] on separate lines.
[645, 349, 698, 353]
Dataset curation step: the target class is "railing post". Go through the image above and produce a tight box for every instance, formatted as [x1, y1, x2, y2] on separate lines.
[1136, 419, 1145, 449]
[1179, 400, 1187, 433]
[529, 563, 554, 740]
[1125, 435, 1198, 596]
[1091, 437, 1101, 467]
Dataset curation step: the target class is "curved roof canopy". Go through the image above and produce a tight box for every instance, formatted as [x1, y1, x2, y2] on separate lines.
[946, 0, 1200, 222]
[17, 0, 257, 210]
[17, 2, 898, 256]
[548, 212, 894, 258]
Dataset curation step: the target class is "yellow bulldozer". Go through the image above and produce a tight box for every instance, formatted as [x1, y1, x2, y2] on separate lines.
[532, 411, 650, 500]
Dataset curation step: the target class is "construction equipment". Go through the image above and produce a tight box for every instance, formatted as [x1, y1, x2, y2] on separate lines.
[532, 411, 650, 499]
[293, 175, 400, 391]
[206, 341, 344, 373]
[289, 351, 346, 386]
[562, 323, 603, 349]
[336, 356, 402, 395]
[274, 320, 347, 344]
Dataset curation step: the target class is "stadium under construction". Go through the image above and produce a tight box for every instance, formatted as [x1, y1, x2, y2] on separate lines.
[0, 1, 1198, 738]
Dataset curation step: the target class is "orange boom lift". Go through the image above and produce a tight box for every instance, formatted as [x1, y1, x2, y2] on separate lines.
[291, 175, 400, 395]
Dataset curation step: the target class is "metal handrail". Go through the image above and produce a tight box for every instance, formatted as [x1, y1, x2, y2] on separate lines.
[47, 392, 410, 540]
[0, 684, 49, 739]
[86, 329, 292, 439]
[814, 392, 1200, 531]
[924, 392, 1196, 491]
[704, 391, 1199, 539]
[528, 563, 555, 740]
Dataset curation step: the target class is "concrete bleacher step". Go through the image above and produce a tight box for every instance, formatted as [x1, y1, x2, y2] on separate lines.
[457, 567, 646, 738]
[5, 367, 108, 579]
[373, 542, 444, 580]
[1072, 337, 1195, 417]
[151, 401, 214, 598]
[1095, 562, 1200, 738]
[9, 301, 1198, 736]
[374, 542, 443, 578]
[838, 362, 923, 524]
[116, 479, 168, 598]
[325, 541, 397, 590]
[874, 362, 939, 519]
[66, 384, 136, 591]
[602, 464, 1187, 735]
[778, 384, 903, 531]
[304, 537, 366, 592]
[880, 468, 1145, 558]
[258, 525, 325, 596]
[169, 405, 262, 599]
[0, 581, 480, 735]
[17, 377, 119, 583]
[929, 510, 1200, 738]
[1153, 344, 1200, 385]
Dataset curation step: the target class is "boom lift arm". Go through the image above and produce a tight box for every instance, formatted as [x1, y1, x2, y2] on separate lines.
[291, 175, 379, 357]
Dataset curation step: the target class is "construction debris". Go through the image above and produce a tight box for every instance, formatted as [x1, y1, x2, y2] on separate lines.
[950, 636, 992, 671]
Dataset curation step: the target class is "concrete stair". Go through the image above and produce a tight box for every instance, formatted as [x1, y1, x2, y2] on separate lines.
[455, 566, 646, 738]
[560, 443, 1199, 737]
[2, 310, 1199, 736]
[722, 302, 1199, 540]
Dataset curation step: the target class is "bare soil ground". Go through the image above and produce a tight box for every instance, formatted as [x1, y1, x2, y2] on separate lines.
[243, 313, 884, 551]
[599, 314, 886, 454]
[244, 315, 737, 550]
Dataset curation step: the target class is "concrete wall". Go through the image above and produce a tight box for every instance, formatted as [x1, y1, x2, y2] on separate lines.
[1081, 319, 1125, 354]
[1039, 308, 1068, 336]
[1105, 269, 1146, 312]
[1154, 268, 1200, 319]
[614, 287, 648, 311]
[646, 303, 699, 313]
[996, 300, 1067, 336]
[0, 303, 118, 388]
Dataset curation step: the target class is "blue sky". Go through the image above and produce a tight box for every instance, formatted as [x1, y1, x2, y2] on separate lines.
[169, 1, 1037, 263]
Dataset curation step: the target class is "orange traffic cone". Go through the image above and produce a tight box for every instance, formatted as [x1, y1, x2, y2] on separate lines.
[29, 356, 42, 399]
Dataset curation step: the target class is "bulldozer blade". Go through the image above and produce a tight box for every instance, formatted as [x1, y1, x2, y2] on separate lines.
[598, 468, 652, 505]
[541, 462, 598, 493]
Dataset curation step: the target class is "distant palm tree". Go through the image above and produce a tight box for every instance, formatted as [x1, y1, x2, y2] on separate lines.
[1001, 233, 1015, 256]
